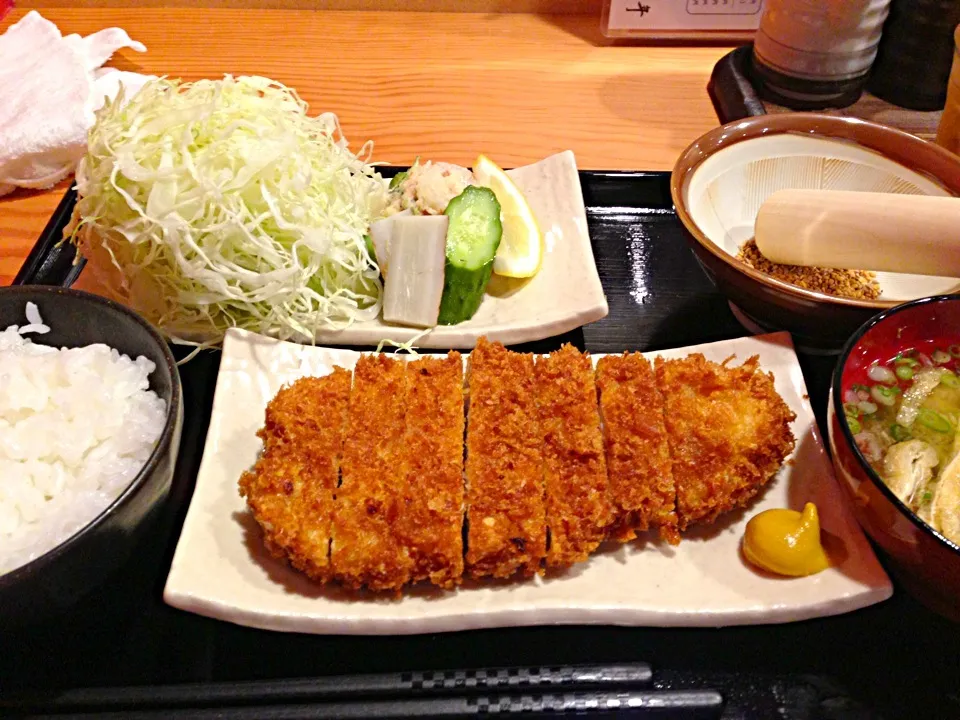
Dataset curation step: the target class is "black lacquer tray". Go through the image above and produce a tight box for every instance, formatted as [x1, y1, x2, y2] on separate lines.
[3, 171, 957, 719]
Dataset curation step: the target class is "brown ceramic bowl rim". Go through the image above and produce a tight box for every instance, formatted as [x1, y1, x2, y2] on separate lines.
[670, 113, 960, 311]
[0, 285, 182, 584]
[832, 294, 960, 558]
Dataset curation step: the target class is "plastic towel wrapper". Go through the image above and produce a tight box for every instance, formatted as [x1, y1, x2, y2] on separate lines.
[0, 11, 153, 197]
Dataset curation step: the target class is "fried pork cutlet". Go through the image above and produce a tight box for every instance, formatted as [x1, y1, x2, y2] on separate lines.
[655, 354, 796, 530]
[238, 370, 351, 582]
[331, 354, 414, 592]
[535, 344, 613, 567]
[393, 353, 466, 589]
[465, 338, 546, 579]
[596, 353, 679, 544]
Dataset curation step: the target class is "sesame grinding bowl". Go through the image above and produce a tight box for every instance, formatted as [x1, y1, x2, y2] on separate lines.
[671, 114, 960, 354]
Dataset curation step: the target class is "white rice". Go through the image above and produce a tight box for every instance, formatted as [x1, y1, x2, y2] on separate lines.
[0, 302, 166, 575]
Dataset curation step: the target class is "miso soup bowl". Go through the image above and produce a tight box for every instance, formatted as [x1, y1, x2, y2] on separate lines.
[828, 295, 960, 620]
[671, 114, 960, 354]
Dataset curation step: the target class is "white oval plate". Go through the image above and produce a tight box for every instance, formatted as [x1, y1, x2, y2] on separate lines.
[73, 150, 608, 349]
[163, 328, 892, 634]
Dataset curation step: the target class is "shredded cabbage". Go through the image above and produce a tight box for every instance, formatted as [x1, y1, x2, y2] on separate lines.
[68, 75, 390, 346]
[374, 328, 431, 355]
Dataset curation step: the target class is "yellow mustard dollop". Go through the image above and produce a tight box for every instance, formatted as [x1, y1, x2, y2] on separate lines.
[742, 502, 830, 577]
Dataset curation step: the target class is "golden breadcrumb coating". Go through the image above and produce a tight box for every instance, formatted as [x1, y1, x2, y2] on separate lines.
[332, 354, 414, 592]
[238, 370, 351, 581]
[596, 353, 679, 544]
[241, 338, 800, 593]
[393, 353, 466, 589]
[655, 354, 796, 530]
[535, 344, 613, 567]
[465, 338, 546, 579]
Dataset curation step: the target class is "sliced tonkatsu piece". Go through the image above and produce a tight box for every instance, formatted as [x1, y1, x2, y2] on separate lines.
[332, 354, 414, 592]
[238, 370, 351, 582]
[655, 354, 796, 530]
[465, 338, 547, 579]
[534, 344, 613, 567]
[596, 353, 679, 544]
[393, 353, 466, 589]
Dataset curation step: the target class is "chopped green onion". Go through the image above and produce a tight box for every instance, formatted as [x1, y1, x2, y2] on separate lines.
[858, 400, 878, 415]
[942, 371, 960, 389]
[847, 416, 862, 434]
[894, 355, 919, 367]
[933, 350, 951, 365]
[918, 408, 952, 433]
[844, 402, 861, 417]
[871, 384, 900, 406]
[895, 365, 914, 381]
[389, 171, 408, 190]
[922, 491, 933, 503]
[890, 424, 911, 442]
[852, 383, 870, 394]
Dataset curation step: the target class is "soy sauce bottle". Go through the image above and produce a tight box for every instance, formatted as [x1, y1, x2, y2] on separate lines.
[752, 0, 892, 109]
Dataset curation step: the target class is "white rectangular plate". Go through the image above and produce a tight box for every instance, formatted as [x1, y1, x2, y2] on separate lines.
[328, 150, 607, 347]
[73, 150, 608, 349]
[163, 328, 892, 634]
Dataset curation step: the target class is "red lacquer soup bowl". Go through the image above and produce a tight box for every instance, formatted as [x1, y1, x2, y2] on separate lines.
[829, 295, 960, 620]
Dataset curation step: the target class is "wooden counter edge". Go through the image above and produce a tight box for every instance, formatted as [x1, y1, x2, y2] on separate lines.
[23, 0, 605, 13]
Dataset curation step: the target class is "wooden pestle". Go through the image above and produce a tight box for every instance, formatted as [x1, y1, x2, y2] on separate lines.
[754, 189, 960, 277]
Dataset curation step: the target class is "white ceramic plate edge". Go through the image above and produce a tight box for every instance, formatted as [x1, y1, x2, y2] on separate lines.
[164, 585, 892, 635]
[163, 329, 892, 635]
[309, 299, 610, 349]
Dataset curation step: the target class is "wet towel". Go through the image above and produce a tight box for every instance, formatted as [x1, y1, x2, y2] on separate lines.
[0, 11, 152, 197]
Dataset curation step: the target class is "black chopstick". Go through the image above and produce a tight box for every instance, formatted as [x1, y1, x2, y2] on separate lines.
[21, 689, 724, 719]
[3, 663, 654, 713]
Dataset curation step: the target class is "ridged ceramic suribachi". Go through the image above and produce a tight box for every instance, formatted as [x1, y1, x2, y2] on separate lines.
[671, 113, 960, 352]
[687, 132, 956, 304]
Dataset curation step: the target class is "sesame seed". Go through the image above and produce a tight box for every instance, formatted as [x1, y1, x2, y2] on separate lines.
[738, 239, 880, 301]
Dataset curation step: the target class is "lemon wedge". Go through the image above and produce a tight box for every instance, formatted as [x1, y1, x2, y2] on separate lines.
[472, 154, 543, 278]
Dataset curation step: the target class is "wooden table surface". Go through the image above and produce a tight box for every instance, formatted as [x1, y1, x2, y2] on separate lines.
[0, 7, 731, 286]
